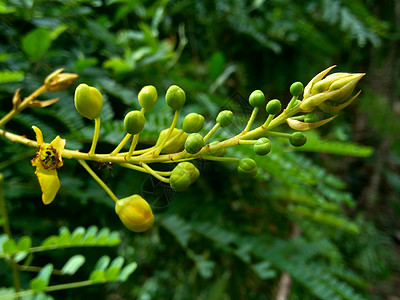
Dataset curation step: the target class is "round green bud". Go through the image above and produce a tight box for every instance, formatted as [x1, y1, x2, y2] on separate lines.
[156, 128, 187, 153]
[184, 133, 204, 154]
[138, 85, 158, 110]
[170, 167, 191, 192]
[182, 113, 205, 133]
[266, 99, 282, 115]
[124, 110, 145, 134]
[166, 85, 186, 110]
[216, 110, 233, 127]
[290, 82, 304, 97]
[237, 158, 257, 177]
[289, 132, 307, 147]
[176, 162, 200, 184]
[249, 90, 265, 108]
[205, 141, 226, 157]
[304, 112, 319, 123]
[74, 83, 103, 120]
[254, 138, 271, 156]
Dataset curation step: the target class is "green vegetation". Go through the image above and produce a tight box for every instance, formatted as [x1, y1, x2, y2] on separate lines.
[0, 0, 399, 299]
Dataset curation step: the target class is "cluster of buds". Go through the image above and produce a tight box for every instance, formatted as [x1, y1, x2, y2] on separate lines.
[0, 66, 364, 233]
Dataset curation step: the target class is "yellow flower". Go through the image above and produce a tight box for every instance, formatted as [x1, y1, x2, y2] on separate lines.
[31, 126, 65, 205]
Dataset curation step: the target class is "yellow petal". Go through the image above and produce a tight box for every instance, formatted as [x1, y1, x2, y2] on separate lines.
[50, 136, 66, 161]
[35, 166, 60, 205]
[287, 115, 337, 131]
[32, 126, 43, 146]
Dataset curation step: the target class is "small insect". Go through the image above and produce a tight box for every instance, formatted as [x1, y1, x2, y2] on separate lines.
[95, 161, 113, 171]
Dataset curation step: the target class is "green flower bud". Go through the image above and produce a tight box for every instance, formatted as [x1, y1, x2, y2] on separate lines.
[74, 83, 103, 120]
[304, 112, 319, 123]
[124, 110, 145, 134]
[289, 132, 307, 147]
[290, 82, 304, 97]
[205, 141, 226, 157]
[249, 90, 265, 108]
[170, 167, 191, 192]
[266, 99, 281, 115]
[138, 85, 158, 110]
[115, 195, 154, 232]
[254, 138, 271, 156]
[182, 113, 205, 133]
[216, 110, 233, 127]
[175, 162, 200, 184]
[184, 133, 204, 154]
[166, 85, 186, 110]
[156, 128, 187, 153]
[237, 158, 257, 177]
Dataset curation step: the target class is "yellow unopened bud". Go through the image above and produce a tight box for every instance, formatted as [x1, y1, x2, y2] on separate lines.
[115, 195, 154, 233]
[299, 66, 365, 112]
[155, 128, 187, 153]
[44, 68, 78, 92]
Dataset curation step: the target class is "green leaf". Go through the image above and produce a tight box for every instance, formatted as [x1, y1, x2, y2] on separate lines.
[106, 231, 121, 246]
[95, 228, 111, 245]
[89, 270, 105, 282]
[30, 264, 53, 291]
[61, 255, 86, 275]
[0, 3, 16, 14]
[2, 239, 17, 254]
[104, 267, 120, 281]
[22, 28, 52, 60]
[58, 227, 71, 246]
[252, 261, 277, 279]
[94, 255, 110, 271]
[41, 236, 59, 248]
[70, 227, 85, 245]
[208, 51, 226, 81]
[17, 236, 32, 251]
[0, 70, 25, 83]
[37, 263, 53, 285]
[30, 278, 47, 292]
[118, 262, 138, 282]
[82, 225, 98, 245]
[0, 234, 8, 254]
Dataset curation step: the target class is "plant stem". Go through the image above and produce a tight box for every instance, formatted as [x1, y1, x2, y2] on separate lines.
[243, 107, 259, 133]
[0, 85, 47, 128]
[153, 110, 180, 157]
[78, 160, 119, 202]
[203, 123, 220, 142]
[126, 134, 139, 160]
[0, 280, 104, 300]
[141, 163, 170, 183]
[286, 95, 298, 110]
[88, 117, 101, 157]
[110, 133, 131, 156]
[0, 174, 22, 299]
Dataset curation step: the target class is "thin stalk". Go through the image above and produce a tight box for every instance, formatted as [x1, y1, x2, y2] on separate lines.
[78, 160, 118, 202]
[262, 114, 274, 128]
[153, 110, 180, 157]
[243, 107, 259, 133]
[141, 163, 170, 183]
[126, 134, 139, 160]
[237, 139, 256, 145]
[286, 95, 298, 110]
[110, 133, 131, 156]
[203, 123, 220, 142]
[0, 174, 21, 299]
[88, 117, 101, 157]
[0, 85, 47, 128]
[0, 280, 102, 300]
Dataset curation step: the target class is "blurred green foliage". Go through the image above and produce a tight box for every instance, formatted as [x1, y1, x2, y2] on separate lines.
[1, 0, 400, 299]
